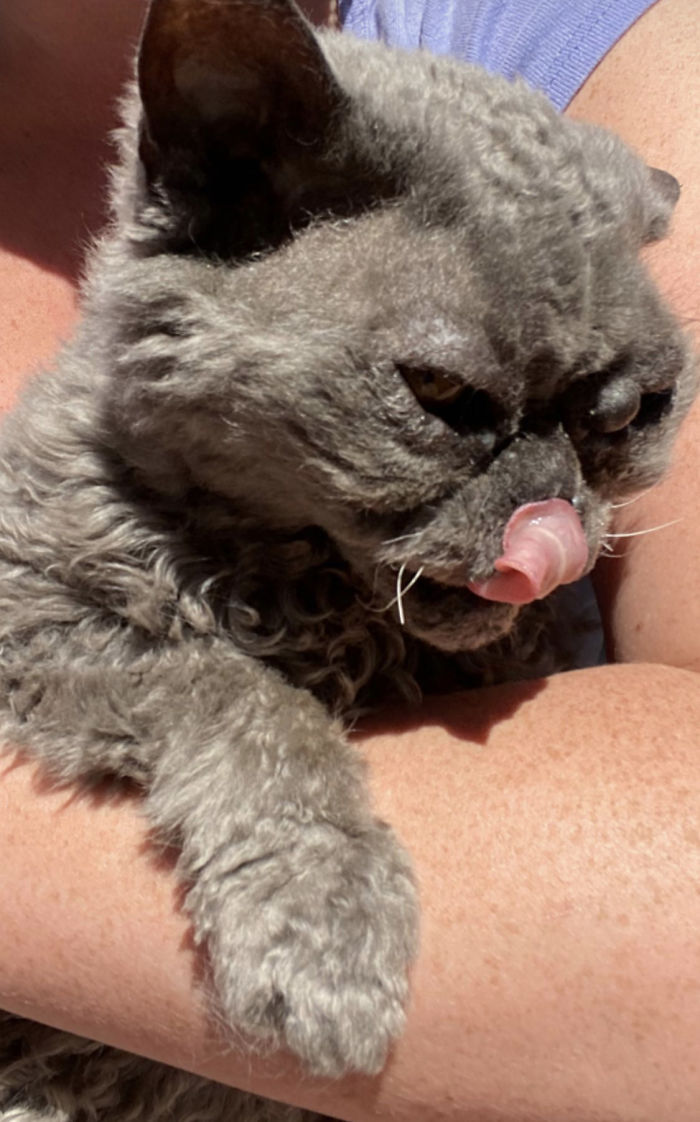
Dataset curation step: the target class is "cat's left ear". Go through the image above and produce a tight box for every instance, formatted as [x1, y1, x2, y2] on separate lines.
[137, 0, 348, 255]
[642, 166, 680, 243]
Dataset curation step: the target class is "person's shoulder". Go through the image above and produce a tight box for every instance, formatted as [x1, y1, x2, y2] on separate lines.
[570, 0, 700, 672]
[568, 0, 700, 202]
[569, 0, 700, 331]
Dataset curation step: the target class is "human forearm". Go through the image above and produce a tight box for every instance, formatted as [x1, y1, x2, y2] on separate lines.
[2, 663, 700, 1122]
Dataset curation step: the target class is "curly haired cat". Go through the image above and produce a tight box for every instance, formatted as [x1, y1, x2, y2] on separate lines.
[0, 0, 695, 1119]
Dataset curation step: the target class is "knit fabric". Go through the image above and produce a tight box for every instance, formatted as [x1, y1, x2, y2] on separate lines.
[339, 0, 657, 109]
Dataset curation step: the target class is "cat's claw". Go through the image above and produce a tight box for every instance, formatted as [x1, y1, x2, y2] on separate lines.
[198, 822, 418, 1077]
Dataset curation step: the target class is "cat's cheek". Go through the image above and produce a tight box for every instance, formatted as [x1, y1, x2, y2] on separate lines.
[576, 435, 674, 500]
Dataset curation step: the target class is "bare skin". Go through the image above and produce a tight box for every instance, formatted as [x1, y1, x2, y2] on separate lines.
[1, 1, 700, 1120]
[0, 0, 145, 398]
[3, 665, 700, 1122]
[568, 0, 700, 672]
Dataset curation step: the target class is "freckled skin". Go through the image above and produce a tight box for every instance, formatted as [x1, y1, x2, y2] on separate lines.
[0, 0, 695, 1117]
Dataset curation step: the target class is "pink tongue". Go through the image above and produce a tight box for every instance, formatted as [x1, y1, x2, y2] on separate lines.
[467, 499, 589, 605]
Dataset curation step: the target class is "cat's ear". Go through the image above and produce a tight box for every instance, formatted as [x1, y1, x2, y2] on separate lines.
[137, 0, 348, 255]
[642, 166, 680, 243]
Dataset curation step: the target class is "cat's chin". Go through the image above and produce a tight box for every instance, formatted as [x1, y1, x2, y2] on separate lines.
[392, 576, 519, 653]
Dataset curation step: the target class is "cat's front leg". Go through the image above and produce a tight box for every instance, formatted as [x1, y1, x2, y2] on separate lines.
[145, 642, 418, 1078]
[0, 613, 417, 1075]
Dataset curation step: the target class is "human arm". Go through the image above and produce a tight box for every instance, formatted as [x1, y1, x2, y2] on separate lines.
[2, 663, 700, 1122]
[2, 1, 700, 1120]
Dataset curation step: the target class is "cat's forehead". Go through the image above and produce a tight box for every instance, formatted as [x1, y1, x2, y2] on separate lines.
[327, 35, 590, 207]
[322, 34, 668, 285]
[119, 9, 683, 409]
[244, 177, 629, 384]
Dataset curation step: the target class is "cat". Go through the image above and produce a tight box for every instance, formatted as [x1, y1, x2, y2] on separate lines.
[0, 0, 695, 1118]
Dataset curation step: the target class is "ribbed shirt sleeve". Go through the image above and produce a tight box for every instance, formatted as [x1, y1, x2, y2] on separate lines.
[338, 0, 657, 110]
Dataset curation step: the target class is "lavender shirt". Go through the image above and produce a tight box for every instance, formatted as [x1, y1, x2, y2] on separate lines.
[339, 0, 656, 110]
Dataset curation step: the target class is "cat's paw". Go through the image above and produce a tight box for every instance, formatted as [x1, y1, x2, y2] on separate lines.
[203, 821, 418, 1077]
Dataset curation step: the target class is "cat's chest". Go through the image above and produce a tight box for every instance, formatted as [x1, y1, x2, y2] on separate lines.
[221, 542, 424, 715]
[176, 519, 583, 714]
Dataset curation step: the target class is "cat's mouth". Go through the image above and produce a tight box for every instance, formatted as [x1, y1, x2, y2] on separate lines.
[373, 499, 591, 652]
[377, 566, 519, 653]
[464, 499, 590, 604]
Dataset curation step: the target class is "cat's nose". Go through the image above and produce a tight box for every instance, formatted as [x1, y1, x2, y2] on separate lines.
[588, 378, 641, 433]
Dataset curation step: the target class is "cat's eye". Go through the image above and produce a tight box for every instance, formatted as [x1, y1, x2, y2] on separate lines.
[400, 367, 465, 406]
[588, 380, 675, 435]
[398, 364, 504, 442]
[588, 380, 641, 434]
[632, 387, 675, 428]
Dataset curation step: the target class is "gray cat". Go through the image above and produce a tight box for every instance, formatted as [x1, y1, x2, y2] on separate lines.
[0, 0, 695, 1119]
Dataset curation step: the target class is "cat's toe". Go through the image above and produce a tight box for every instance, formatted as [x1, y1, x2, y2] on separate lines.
[279, 951, 411, 1077]
[203, 821, 418, 1076]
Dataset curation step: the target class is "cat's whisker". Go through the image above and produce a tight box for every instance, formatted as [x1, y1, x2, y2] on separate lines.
[396, 565, 424, 626]
[609, 484, 659, 510]
[381, 531, 422, 546]
[605, 518, 681, 539]
[395, 563, 408, 626]
[382, 563, 424, 624]
[599, 515, 682, 561]
[363, 568, 391, 613]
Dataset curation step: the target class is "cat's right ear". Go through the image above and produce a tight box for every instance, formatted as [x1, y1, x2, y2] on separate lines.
[642, 166, 680, 243]
[136, 0, 348, 256]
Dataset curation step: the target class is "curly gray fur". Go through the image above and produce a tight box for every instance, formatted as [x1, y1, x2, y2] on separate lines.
[0, 1014, 330, 1122]
[0, 0, 696, 1119]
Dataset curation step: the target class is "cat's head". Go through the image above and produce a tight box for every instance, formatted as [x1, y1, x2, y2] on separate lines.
[102, 0, 696, 652]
